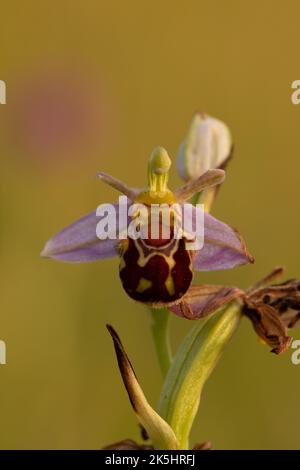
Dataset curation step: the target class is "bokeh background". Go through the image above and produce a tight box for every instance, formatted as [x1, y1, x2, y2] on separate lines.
[0, 0, 299, 450]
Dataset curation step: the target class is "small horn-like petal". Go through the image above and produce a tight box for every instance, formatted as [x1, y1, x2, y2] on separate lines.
[174, 169, 225, 203]
[41, 205, 124, 262]
[248, 266, 285, 293]
[98, 172, 139, 199]
[107, 325, 179, 450]
[169, 285, 243, 319]
[190, 209, 254, 271]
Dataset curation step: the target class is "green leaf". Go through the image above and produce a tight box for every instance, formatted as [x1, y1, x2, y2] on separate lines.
[158, 302, 241, 449]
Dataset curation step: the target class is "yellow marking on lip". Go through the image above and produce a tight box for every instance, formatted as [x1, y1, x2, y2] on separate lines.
[118, 239, 129, 271]
[165, 274, 175, 296]
[136, 277, 152, 293]
[135, 238, 178, 268]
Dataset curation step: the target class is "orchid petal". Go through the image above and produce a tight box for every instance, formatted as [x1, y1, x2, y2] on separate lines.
[41, 204, 128, 263]
[189, 208, 254, 270]
[246, 275, 300, 330]
[248, 266, 285, 292]
[243, 300, 292, 354]
[174, 169, 225, 203]
[169, 285, 243, 319]
[98, 172, 139, 199]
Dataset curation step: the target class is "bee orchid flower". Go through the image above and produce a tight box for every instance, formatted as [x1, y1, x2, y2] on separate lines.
[41, 146, 253, 318]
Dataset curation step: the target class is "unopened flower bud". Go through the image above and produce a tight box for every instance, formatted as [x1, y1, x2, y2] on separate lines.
[177, 113, 232, 181]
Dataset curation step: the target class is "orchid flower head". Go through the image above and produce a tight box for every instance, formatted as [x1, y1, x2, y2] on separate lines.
[41, 147, 253, 312]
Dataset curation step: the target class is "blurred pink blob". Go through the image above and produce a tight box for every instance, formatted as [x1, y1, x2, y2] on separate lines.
[10, 66, 111, 164]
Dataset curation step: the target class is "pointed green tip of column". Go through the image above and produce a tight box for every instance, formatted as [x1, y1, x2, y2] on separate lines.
[149, 147, 171, 175]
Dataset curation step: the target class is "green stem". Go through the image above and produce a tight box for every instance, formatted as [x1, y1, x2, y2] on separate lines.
[149, 307, 172, 378]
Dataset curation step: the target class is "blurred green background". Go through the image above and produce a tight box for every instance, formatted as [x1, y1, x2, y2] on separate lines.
[0, 0, 299, 450]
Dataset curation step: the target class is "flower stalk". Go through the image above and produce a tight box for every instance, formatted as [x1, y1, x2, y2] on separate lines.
[149, 307, 172, 377]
